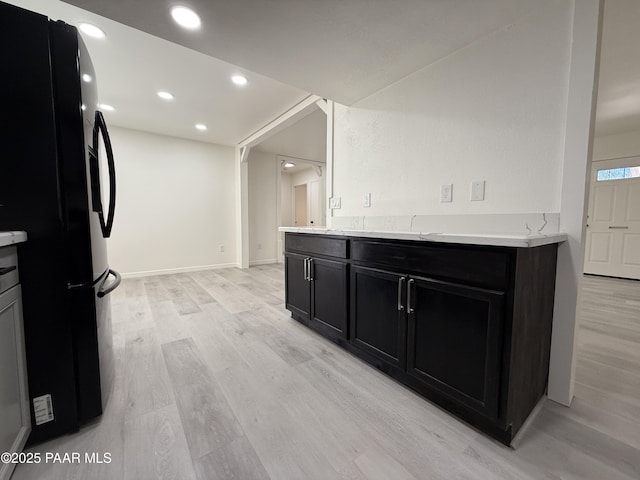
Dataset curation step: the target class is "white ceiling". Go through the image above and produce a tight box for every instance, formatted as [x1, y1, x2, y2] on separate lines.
[9, 0, 640, 146]
[254, 109, 326, 162]
[595, 0, 640, 136]
[280, 162, 321, 175]
[6, 0, 308, 146]
[63, 0, 538, 106]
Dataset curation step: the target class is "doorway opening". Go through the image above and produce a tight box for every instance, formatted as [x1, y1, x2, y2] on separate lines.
[285, 160, 325, 229]
[584, 157, 640, 280]
[245, 104, 327, 266]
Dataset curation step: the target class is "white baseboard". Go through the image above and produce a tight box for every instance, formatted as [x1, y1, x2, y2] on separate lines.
[249, 259, 278, 266]
[121, 263, 239, 279]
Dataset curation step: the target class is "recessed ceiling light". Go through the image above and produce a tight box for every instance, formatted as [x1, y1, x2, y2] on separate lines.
[99, 104, 115, 111]
[79, 23, 105, 38]
[82, 74, 92, 83]
[171, 6, 201, 29]
[195, 123, 207, 131]
[283, 162, 295, 168]
[231, 75, 248, 86]
[81, 104, 86, 111]
[157, 91, 174, 100]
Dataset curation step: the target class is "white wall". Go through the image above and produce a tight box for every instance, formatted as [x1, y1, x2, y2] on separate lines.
[107, 127, 236, 276]
[291, 167, 323, 189]
[332, 0, 571, 221]
[248, 150, 278, 264]
[329, 0, 602, 406]
[593, 129, 640, 161]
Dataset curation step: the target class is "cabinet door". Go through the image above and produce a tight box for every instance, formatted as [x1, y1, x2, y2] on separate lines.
[350, 265, 406, 369]
[406, 277, 504, 419]
[285, 253, 310, 320]
[309, 257, 348, 340]
[0, 286, 30, 480]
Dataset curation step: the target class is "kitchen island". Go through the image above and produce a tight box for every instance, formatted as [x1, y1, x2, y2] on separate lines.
[280, 226, 565, 446]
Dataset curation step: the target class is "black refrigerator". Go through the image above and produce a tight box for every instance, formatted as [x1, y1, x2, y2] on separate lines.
[0, 2, 120, 443]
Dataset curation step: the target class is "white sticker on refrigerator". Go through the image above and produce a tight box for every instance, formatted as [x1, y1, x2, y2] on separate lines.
[33, 394, 54, 425]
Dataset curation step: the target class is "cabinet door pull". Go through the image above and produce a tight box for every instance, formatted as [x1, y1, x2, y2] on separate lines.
[0, 266, 17, 276]
[397, 277, 406, 311]
[407, 279, 415, 314]
[303, 258, 308, 281]
[309, 259, 314, 281]
[608, 226, 629, 229]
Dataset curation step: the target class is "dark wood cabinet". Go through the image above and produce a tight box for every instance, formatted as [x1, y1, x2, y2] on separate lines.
[350, 266, 504, 420]
[310, 257, 348, 339]
[350, 266, 407, 369]
[285, 235, 348, 342]
[284, 232, 559, 446]
[406, 276, 504, 420]
[284, 252, 310, 320]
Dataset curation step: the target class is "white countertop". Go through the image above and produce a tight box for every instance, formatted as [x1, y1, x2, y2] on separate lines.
[279, 227, 567, 248]
[0, 231, 27, 248]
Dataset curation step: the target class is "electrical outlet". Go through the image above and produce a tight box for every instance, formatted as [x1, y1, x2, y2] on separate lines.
[440, 184, 453, 203]
[471, 180, 485, 201]
[219, 245, 225, 253]
[364, 193, 371, 208]
[329, 197, 341, 209]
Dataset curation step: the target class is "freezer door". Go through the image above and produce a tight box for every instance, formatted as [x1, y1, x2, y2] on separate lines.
[70, 269, 114, 422]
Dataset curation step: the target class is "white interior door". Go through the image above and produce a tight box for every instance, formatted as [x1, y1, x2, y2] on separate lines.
[584, 157, 640, 279]
[294, 184, 308, 226]
[308, 180, 320, 226]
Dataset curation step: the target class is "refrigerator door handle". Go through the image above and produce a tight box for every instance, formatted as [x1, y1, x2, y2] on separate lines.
[91, 110, 116, 238]
[97, 269, 121, 298]
[88, 142, 104, 216]
[101, 112, 116, 238]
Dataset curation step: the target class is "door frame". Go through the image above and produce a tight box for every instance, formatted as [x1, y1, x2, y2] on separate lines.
[278, 157, 327, 263]
[584, 155, 640, 279]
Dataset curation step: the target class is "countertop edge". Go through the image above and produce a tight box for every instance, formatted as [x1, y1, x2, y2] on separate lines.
[0, 231, 28, 248]
[278, 227, 567, 248]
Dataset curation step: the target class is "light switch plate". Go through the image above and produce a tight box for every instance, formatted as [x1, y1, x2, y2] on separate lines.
[329, 197, 341, 209]
[471, 180, 485, 201]
[440, 184, 453, 203]
[364, 193, 371, 207]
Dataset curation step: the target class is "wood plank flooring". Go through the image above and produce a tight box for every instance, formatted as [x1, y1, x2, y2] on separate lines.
[12, 267, 640, 479]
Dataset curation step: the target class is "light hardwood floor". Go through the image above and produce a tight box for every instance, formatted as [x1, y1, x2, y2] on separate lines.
[13, 267, 640, 480]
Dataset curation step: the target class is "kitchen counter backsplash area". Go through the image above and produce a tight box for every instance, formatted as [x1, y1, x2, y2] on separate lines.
[279, 213, 566, 248]
[329, 212, 560, 235]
